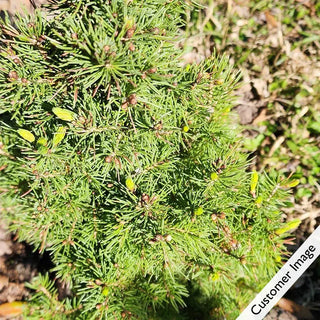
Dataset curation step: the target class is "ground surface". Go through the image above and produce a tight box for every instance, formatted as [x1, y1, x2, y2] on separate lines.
[0, 0, 46, 14]
[0, 223, 34, 319]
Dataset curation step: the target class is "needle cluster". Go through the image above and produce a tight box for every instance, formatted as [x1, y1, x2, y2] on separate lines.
[0, 1, 290, 319]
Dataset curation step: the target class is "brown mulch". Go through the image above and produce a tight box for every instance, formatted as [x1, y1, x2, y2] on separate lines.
[0, 222, 37, 305]
[0, 0, 47, 15]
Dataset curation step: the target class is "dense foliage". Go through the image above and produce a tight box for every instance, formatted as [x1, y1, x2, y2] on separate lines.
[0, 1, 293, 319]
[186, 0, 320, 203]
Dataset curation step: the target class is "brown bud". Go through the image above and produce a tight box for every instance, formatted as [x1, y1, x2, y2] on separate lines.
[128, 94, 137, 105]
[211, 214, 218, 222]
[71, 33, 78, 40]
[96, 304, 102, 310]
[121, 311, 126, 318]
[21, 78, 28, 84]
[103, 45, 110, 53]
[95, 279, 103, 285]
[154, 122, 163, 130]
[219, 213, 226, 219]
[141, 193, 150, 203]
[105, 156, 113, 163]
[8, 71, 18, 80]
[121, 101, 129, 110]
[125, 28, 135, 39]
[128, 43, 135, 51]
[38, 36, 46, 44]
[146, 67, 157, 74]
[155, 234, 163, 241]
[112, 12, 118, 18]
[230, 239, 238, 249]
[141, 73, 147, 79]
[13, 57, 21, 64]
[78, 116, 86, 124]
[240, 256, 247, 265]
[152, 27, 160, 34]
[164, 234, 172, 242]
[222, 246, 230, 253]
[107, 183, 113, 188]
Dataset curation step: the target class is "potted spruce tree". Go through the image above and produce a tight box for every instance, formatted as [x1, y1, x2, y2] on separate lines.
[0, 1, 295, 319]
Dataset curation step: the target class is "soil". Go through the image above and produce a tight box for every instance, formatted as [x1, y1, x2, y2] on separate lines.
[266, 308, 297, 320]
[0, 0, 47, 15]
[0, 221, 50, 303]
[0, 222, 31, 305]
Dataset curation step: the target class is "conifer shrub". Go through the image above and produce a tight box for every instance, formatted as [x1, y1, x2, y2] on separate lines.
[0, 1, 293, 319]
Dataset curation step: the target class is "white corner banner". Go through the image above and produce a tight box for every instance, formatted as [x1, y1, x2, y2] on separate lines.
[237, 225, 320, 320]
